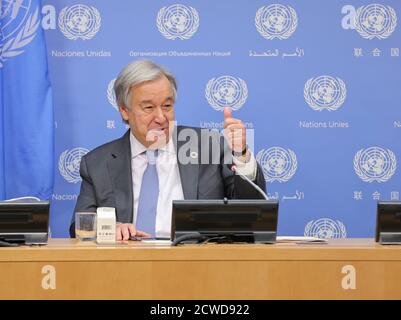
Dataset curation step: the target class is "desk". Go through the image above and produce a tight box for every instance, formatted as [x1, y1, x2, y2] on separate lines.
[0, 238, 400, 299]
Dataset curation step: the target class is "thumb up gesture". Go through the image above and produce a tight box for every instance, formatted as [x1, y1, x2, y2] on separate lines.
[223, 107, 247, 157]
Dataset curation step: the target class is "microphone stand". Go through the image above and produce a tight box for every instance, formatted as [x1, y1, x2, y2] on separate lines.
[230, 165, 269, 200]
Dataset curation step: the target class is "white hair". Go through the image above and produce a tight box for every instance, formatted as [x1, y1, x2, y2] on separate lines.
[114, 60, 177, 109]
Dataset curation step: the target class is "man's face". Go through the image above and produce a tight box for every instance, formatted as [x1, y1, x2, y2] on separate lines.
[120, 75, 175, 148]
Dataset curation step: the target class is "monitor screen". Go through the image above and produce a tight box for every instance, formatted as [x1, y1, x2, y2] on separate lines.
[0, 201, 50, 244]
[376, 201, 401, 243]
[172, 199, 279, 244]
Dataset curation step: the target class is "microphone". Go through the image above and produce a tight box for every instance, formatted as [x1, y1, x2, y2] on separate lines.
[230, 164, 269, 200]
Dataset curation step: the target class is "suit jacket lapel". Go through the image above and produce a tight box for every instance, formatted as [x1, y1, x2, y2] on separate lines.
[107, 130, 133, 223]
[174, 126, 199, 199]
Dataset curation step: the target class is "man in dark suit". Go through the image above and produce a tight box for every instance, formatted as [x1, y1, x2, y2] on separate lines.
[70, 60, 266, 240]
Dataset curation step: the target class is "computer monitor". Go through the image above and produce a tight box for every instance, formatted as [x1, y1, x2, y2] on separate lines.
[0, 201, 50, 245]
[171, 199, 279, 244]
[376, 201, 401, 244]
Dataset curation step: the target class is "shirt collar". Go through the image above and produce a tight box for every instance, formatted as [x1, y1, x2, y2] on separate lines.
[130, 132, 147, 159]
[130, 131, 176, 159]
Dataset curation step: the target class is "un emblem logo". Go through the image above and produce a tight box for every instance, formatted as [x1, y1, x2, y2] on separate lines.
[305, 218, 347, 239]
[256, 147, 297, 183]
[205, 76, 248, 111]
[355, 4, 397, 40]
[304, 76, 346, 111]
[59, 148, 89, 183]
[354, 147, 397, 183]
[58, 4, 101, 40]
[157, 4, 199, 40]
[255, 4, 298, 40]
[0, 0, 40, 67]
[107, 78, 118, 111]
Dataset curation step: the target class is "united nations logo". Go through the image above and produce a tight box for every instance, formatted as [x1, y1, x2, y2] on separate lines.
[59, 148, 89, 183]
[255, 4, 298, 40]
[157, 4, 199, 40]
[0, 0, 40, 67]
[205, 76, 248, 111]
[355, 4, 397, 40]
[58, 4, 101, 40]
[107, 78, 118, 111]
[305, 218, 347, 239]
[304, 76, 346, 111]
[256, 147, 297, 183]
[354, 147, 397, 183]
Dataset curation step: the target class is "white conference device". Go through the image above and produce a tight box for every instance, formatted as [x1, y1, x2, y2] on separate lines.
[96, 207, 116, 244]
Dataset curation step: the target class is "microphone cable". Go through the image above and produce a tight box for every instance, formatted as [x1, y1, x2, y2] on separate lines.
[172, 233, 207, 246]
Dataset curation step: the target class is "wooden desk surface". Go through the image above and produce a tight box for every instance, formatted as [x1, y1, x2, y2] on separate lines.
[0, 238, 400, 299]
[0, 238, 398, 261]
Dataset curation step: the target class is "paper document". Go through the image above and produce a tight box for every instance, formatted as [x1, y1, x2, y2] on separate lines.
[277, 236, 328, 243]
[140, 239, 172, 245]
[130, 237, 172, 245]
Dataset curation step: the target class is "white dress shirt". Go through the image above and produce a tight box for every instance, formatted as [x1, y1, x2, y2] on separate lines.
[130, 133, 184, 238]
[129, 132, 257, 238]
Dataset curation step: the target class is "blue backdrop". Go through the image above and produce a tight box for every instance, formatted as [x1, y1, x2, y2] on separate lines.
[39, 0, 400, 238]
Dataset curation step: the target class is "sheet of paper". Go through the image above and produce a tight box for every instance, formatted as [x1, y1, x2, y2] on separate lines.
[139, 239, 172, 245]
[277, 236, 328, 243]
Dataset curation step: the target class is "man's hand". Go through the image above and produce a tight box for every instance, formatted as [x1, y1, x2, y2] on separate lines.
[116, 223, 151, 241]
[223, 107, 249, 161]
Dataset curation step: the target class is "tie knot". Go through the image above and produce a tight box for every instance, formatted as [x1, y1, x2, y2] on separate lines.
[146, 149, 158, 164]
